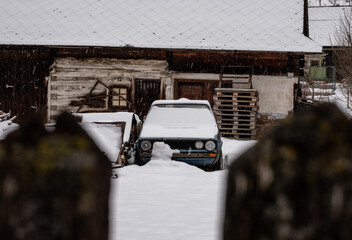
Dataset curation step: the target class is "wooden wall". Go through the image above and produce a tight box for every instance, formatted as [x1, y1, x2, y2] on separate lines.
[169, 50, 302, 76]
[48, 58, 168, 121]
[0, 45, 305, 122]
[52, 47, 302, 75]
[0, 47, 53, 123]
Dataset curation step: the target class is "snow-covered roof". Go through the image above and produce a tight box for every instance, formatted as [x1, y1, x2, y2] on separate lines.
[0, 0, 321, 53]
[309, 6, 352, 46]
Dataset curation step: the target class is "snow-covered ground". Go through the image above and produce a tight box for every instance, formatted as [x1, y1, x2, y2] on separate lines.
[110, 161, 225, 240]
[109, 83, 352, 240]
[327, 83, 352, 117]
[0, 111, 257, 240]
[109, 137, 256, 240]
[302, 82, 352, 118]
[1, 85, 351, 240]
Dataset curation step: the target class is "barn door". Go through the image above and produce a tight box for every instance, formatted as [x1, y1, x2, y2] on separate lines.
[134, 79, 161, 119]
[178, 82, 205, 100]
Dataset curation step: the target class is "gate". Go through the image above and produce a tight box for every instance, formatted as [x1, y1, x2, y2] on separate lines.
[134, 79, 161, 118]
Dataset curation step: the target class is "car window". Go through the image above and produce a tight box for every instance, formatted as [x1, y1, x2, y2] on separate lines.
[145, 106, 216, 126]
[153, 104, 210, 110]
[140, 103, 219, 138]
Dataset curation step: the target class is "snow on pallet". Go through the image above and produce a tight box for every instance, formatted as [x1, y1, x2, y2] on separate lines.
[213, 88, 258, 140]
[220, 74, 252, 89]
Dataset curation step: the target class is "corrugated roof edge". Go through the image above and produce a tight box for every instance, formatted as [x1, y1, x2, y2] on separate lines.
[309, 5, 352, 8]
[0, 44, 323, 54]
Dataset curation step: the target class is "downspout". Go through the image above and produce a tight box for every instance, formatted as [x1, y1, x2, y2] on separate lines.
[304, 0, 309, 37]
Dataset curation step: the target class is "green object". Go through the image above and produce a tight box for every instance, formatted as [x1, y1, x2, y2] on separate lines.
[309, 66, 327, 80]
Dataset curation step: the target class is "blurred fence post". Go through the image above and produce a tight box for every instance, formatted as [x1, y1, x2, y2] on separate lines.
[0, 113, 112, 240]
[224, 104, 352, 240]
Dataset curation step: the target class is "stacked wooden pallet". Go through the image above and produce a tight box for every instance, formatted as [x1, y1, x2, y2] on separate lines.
[213, 88, 258, 140]
[220, 74, 252, 89]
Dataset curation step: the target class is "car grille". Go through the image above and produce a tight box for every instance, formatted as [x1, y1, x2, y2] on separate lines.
[141, 152, 214, 158]
[144, 139, 216, 151]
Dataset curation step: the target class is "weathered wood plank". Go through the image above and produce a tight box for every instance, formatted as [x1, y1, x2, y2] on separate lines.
[217, 121, 256, 127]
[48, 57, 167, 120]
[213, 105, 259, 112]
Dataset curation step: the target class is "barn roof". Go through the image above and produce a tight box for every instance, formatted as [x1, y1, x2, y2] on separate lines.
[309, 6, 352, 46]
[0, 0, 321, 53]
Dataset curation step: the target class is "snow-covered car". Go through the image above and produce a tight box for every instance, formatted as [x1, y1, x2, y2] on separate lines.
[136, 99, 223, 170]
[72, 112, 141, 166]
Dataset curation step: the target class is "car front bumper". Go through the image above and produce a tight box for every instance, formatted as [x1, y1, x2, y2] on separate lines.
[138, 152, 219, 167]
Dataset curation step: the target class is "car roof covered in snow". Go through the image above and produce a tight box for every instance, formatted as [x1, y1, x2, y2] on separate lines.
[0, 0, 321, 53]
[140, 100, 218, 139]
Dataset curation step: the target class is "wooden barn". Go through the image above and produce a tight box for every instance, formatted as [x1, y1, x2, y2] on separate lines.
[0, 0, 322, 138]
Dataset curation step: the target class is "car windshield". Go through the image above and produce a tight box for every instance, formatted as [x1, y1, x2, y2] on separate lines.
[145, 105, 216, 126]
[153, 104, 210, 110]
[140, 104, 218, 138]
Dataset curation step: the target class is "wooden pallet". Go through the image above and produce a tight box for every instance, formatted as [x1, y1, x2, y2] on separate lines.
[214, 111, 256, 117]
[219, 126, 257, 131]
[214, 100, 257, 106]
[213, 88, 258, 140]
[215, 113, 256, 119]
[217, 121, 256, 127]
[220, 129, 257, 135]
[221, 133, 256, 140]
[213, 105, 259, 112]
[214, 94, 258, 101]
[216, 88, 257, 96]
[220, 74, 252, 89]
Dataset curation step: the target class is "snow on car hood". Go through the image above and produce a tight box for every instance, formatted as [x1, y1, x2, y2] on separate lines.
[140, 107, 219, 139]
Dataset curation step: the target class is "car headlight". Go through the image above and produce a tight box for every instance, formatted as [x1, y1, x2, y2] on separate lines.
[195, 141, 204, 149]
[140, 140, 152, 151]
[205, 140, 216, 151]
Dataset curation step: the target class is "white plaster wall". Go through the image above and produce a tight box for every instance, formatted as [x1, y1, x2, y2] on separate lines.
[165, 77, 173, 100]
[252, 75, 298, 117]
